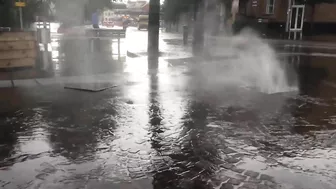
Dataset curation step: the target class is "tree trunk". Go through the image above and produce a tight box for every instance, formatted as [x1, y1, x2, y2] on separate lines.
[310, 4, 315, 35]
[148, 0, 160, 69]
[192, 0, 205, 55]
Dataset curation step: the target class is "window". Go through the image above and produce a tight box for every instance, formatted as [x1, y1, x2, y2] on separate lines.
[266, 0, 275, 14]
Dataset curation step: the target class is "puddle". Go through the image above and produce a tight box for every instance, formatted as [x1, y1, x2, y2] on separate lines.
[237, 155, 336, 189]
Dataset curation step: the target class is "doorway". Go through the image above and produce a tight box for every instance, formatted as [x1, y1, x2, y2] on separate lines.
[289, 5, 305, 40]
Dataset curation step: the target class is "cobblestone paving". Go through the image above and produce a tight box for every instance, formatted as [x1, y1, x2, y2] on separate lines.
[1, 52, 336, 189]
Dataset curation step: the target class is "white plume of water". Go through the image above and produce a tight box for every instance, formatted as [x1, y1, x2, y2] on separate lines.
[187, 0, 298, 94]
[221, 29, 297, 94]
[198, 13, 297, 94]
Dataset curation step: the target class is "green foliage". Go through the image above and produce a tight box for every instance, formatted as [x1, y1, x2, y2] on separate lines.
[0, 1, 16, 27]
[0, 0, 116, 27]
[86, 0, 112, 11]
[163, 0, 200, 22]
[0, 0, 55, 27]
[163, 0, 233, 22]
[24, 0, 55, 23]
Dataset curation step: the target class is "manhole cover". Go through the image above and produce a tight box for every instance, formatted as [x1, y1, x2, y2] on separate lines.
[64, 82, 117, 92]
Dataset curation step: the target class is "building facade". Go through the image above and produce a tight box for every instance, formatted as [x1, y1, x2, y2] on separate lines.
[236, 0, 336, 37]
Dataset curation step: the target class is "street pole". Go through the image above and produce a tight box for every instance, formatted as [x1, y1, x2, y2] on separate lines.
[286, 0, 292, 33]
[148, 0, 160, 70]
[19, 7, 23, 30]
[192, 0, 205, 55]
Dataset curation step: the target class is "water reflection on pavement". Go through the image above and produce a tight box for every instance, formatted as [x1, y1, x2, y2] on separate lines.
[1, 33, 336, 189]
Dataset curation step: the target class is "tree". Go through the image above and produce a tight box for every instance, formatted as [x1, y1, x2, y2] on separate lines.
[0, 0, 16, 27]
[192, 0, 205, 54]
[296, 0, 336, 34]
[85, 0, 112, 17]
[24, 0, 55, 25]
[148, 0, 161, 69]
[0, 0, 55, 28]
[162, 0, 198, 32]
[163, 0, 233, 54]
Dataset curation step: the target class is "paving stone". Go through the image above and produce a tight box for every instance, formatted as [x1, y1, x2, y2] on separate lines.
[241, 182, 259, 189]
[129, 171, 146, 179]
[218, 175, 230, 182]
[256, 184, 271, 189]
[220, 163, 234, 169]
[222, 148, 236, 154]
[248, 177, 262, 183]
[127, 167, 143, 173]
[260, 174, 275, 182]
[264, 180, 277, 188]
[231, 153, 244, 159]
[228, 178, 241, 185]
[211, 178, 224, 187]
[213, 157, 224, 165]
[219, 170, 247, 181]
[232, 167, 245, 173]
[244, 170, 259, 178]
[220, 183, 234, 189]
[226, 157, 241, 164]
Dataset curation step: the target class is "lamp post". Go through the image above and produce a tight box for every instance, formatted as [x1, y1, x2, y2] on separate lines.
[148, 0, 160, 69]
[286, 0, 293, 32]
[15, 1, 26, 30]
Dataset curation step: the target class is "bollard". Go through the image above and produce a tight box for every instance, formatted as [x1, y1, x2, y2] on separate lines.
[95, 30, 101, 52]
[118, 32, 121, 59]
[183, 25, 188, 45]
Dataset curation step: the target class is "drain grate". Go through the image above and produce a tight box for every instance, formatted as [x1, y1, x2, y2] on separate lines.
[64, 82, 117, 92]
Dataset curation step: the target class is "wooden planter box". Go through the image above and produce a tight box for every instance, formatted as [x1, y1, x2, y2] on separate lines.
[0, 31, 37, 69]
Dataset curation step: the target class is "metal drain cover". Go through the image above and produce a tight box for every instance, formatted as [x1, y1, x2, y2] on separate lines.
[64, 82, 117, 92]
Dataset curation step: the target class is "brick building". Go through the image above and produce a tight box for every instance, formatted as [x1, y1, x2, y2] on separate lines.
[236, 0, 336, 37]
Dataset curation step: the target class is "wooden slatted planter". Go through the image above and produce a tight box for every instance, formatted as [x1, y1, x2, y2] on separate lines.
[0, 32, 37, 69]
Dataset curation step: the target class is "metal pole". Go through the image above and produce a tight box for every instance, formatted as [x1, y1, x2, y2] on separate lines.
[286, 0, 292, 32]
[183, 25, 188, 45]
[19, 7, 23, 30]
[118, 32, 121, 59]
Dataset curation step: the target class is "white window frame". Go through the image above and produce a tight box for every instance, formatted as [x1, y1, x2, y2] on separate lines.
[266, 0, 275, 14]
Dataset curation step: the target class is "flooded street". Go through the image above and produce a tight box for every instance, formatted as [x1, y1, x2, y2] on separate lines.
[1, 29, 336, 189]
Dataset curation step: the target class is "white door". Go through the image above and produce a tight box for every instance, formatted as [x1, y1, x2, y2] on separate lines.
[289, 5, 305, 31]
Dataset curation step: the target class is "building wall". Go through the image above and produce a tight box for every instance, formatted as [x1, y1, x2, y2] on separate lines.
[243, 0, 287, 22]
[305, 3, 336, 23]
[242, 0, 336, 23]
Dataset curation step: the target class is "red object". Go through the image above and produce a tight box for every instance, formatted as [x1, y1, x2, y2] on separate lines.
[103, 21, 114, 27]
[57, 27, 65, 33]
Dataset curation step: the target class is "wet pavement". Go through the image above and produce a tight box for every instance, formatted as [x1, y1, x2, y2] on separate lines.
[1, 29, 336, 189]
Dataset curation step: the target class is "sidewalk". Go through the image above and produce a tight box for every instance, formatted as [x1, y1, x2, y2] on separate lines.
[163, 33, 336, 49]
[1, 54, 336, 189]
[1, 31, 336, 189]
